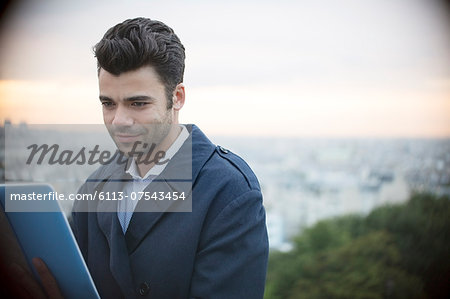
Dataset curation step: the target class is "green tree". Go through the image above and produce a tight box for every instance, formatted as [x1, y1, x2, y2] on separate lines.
[265, 193, 450, 299]
[365, 193, 450, 298]
[288, 231, 424, 299]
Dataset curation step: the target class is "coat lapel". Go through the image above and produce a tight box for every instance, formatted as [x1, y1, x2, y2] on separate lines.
[96, 171, 136, 298]
[124, 125, 216, 254]
[124, 178, 192, 253]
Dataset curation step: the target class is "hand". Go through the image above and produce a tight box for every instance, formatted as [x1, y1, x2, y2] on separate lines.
[8, 258, 63, 299]
[32, 258, 64, 299]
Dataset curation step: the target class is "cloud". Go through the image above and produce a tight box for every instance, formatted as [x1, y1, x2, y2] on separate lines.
[0, 0, 449, 136]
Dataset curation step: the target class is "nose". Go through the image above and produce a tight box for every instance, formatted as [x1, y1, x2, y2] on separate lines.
[111, 105, 134, 126]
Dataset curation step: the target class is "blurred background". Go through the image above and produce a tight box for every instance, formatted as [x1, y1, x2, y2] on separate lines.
[1, 0, 449, 298]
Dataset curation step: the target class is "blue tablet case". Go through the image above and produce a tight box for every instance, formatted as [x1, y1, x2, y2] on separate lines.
[0, 184, 100, 299]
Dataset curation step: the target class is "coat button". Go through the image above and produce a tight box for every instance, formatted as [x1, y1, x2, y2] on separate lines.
[138, 282, 150, 296]
[218, 146, 229, 154]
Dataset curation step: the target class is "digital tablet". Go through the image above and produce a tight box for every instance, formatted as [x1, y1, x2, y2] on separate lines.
[0, 184, 100, 299]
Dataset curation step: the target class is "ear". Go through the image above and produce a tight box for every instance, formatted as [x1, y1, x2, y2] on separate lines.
[172, 83, 185, 111]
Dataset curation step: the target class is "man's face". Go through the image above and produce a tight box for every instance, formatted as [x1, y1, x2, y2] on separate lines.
[99, 65, 173, 156]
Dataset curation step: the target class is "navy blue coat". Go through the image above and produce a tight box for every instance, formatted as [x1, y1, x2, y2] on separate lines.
[71, 125, 269, 298]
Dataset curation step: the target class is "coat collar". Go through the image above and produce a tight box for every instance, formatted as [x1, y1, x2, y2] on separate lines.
[87, 124, 215, 189]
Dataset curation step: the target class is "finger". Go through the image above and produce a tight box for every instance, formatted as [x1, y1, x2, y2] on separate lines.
[8, 262, 47, 299]
[32, 258, 64, 299]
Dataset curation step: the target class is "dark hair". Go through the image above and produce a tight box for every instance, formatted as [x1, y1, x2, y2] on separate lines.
[94, 17, 185, 109]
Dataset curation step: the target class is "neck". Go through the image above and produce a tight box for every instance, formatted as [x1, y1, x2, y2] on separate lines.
[136, 125, 182, 177]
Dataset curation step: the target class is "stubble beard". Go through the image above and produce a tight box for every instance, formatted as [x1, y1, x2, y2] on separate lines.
[110, 110, 173, 158]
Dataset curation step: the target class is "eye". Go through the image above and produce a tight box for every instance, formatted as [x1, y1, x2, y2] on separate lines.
[101, 101, 115, 108]
[131, 102, 149, 107]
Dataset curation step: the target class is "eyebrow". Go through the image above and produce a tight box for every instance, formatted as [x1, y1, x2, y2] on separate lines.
[99, 95, 157, 102]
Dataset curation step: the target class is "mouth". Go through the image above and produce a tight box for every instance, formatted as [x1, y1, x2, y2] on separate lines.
[114, 134, 142, 144]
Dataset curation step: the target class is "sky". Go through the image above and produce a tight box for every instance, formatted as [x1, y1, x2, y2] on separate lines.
[0, 0, 449, 137]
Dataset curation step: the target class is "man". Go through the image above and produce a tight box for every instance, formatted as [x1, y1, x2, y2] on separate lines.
[10, 17, 268, 298]
[71, 17, 268, 298]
